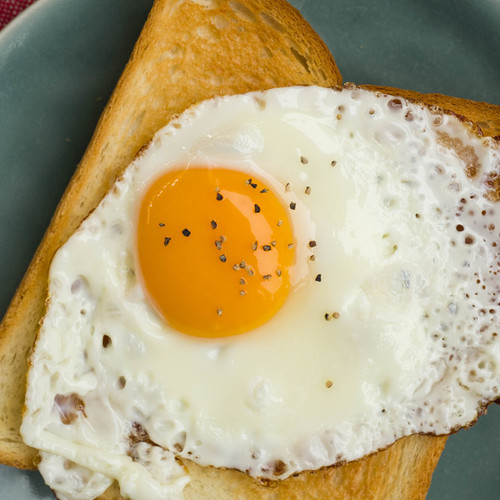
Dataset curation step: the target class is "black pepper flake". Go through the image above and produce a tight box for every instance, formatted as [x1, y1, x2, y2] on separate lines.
[217, 308, 223, 316]
[309, 255, 316, 261]
[240, 290, 247, 296]
[308, 240, 317, 248]
[239, 261, 247, 269]
[216, 193, 223, 201]
[276, 270, 282, 277]
[251, 182, 257, 188]
[254, 204, 261, 213]
[271, 240, 276, 247]
[159, 222, 165, 227]
[315, 274, 322, 282]
[260, 188, 268, 193]
[285, 183, 291, 192]
[215, 240, 222, 250]
[252, 241, 258, 251]
[288, 243, 294, 249]
[289, 202, 296, 210]
[305, 186, 311, 195]
[325, 380, 333, 388]
[164, 237, 171, 246]
[300, 156, 309, 164]
[325, 312, 341, 320]
[277, 220, 283, 226]
[262, 245, 272, 251]
[182, 228, 191, 237]
[220, 254, 227, 263]
[240, 278, 247, 285]
[233, 264, 240, 271]
[211, 220, 217, 229]
[263, 274, 272, 280]
[331, 160, 337, 167]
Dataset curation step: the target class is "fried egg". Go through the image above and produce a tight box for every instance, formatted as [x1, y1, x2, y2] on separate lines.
[21, 86, 499, 500]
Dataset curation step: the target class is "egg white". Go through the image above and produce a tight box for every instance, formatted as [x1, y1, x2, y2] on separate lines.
[22, 86, 500, 500]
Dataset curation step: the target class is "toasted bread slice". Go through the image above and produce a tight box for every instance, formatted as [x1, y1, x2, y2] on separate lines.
[1, 0, 498, 499]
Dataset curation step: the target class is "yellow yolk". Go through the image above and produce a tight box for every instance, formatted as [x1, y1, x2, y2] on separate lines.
[136, 168, 295, 338]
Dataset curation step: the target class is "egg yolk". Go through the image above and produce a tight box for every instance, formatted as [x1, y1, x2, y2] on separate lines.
[136, 167, 295, 338]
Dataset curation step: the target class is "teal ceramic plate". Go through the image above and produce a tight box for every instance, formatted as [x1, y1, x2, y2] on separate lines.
[0, 0, 498, 498]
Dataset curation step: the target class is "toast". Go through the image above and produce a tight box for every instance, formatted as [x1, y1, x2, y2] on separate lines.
[0, 0, 498, 499]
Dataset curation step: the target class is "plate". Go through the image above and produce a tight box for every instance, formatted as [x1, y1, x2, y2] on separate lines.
[0, 0, 498, 498]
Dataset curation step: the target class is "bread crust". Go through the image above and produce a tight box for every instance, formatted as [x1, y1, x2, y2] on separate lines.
[0, 0, 497, 499]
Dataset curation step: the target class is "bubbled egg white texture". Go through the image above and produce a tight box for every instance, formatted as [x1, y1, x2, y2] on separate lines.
[21, 86, 500, 500]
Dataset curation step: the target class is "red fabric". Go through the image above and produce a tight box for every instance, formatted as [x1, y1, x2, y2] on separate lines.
[0, 0, 36, 30]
